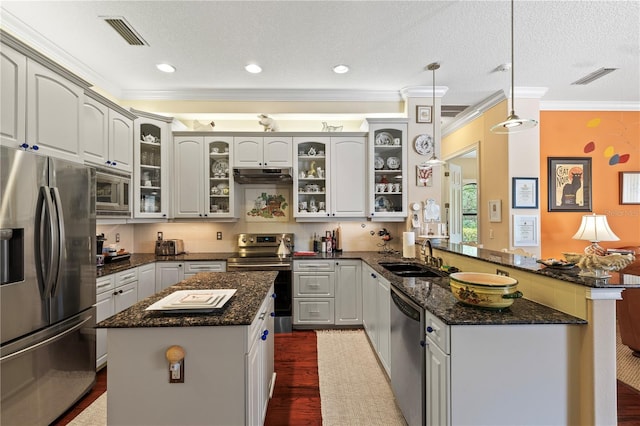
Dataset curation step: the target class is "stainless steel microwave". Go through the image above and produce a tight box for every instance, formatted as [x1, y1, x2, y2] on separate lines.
[95, 168, 131, 216]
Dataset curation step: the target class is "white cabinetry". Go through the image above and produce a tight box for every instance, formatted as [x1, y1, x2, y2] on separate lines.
[83, 91, 135, 172]
[366, 118, 408, 220]
[361, 263, 390, 375]
[183, 261, 226, 279]
[133, 109, 173, 219]
[137, 263, 156, 301]
[113, 269, 138, 314]
[26, 60, 85, 163]
[334, 260, 362, 325]
[173, 135, 236, 219]
[0, 44, 26, 148]
[293, 136, 366, 220]
[234, 136, 292, 168]
[424, 309, 450, 426]
[155, 262, 184, 292]
[293, 259, 335, 325]
[95, 275, 115, 369]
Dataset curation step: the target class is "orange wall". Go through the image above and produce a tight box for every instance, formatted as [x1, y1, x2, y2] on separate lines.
[540, 111, 640, 258]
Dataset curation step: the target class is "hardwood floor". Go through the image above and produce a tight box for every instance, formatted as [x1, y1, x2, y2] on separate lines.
[52, 331, 640, 425]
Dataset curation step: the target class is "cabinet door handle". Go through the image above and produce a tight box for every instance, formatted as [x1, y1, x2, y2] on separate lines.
[426, 326, 434, 333]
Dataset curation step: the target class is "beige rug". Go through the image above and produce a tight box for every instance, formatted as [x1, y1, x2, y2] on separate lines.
[68, 392, 106, 426]
[316, 329, 406, 426]
[617, 325, 640, 391]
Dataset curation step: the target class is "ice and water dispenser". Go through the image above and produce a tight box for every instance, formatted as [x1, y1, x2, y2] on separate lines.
[0, 228, 24, 285]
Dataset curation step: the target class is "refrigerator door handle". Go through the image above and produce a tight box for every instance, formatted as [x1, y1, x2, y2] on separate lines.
[0, 315, 92, 363]
[35, 186, 60, 297]
[49, 187, 65, 297]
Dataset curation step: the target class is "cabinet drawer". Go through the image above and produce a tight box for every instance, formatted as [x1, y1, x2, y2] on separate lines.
[96, 275, 115, 294]
[294, 273, 334, 297]
[425, 309, 450, 354]
[185, 261, 226, 273]
[294, 260, 335, 272]
[248, 286, 275, 351]
[294, 298, 334, 324]
[115, 268, 138, 286]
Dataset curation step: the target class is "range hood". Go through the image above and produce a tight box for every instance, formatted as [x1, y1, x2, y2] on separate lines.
[233, 168, 293, 184]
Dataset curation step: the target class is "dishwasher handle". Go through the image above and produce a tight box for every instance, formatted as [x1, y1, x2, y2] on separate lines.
[391, 289, 421, 322]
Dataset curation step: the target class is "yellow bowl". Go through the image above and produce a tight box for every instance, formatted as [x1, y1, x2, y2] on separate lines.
[449, 272, 522, 310]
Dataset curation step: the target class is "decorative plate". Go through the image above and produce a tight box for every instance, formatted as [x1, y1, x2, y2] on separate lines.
[414, 134, 434, 156]
[374, 196, 393, 212]
[211, 159, 229, 176]
[374, 156, 384, 169]
[387, 156, 400, 169]
[145, 289, 237, 313]
[375, 132, 394, 146]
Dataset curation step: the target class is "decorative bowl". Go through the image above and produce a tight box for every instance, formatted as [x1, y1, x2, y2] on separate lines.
[449, 272, 522, 310]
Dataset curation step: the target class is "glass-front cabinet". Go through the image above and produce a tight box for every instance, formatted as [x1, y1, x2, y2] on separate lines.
[293, 137, 330, 218]
[205, 137, 233, 217]
[366, 118, 408, 220]
[133, 109, 173, 219]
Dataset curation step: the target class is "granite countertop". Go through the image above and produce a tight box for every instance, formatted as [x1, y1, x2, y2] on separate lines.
[97, 252, 236, 277]
[97, 271, 277, 328]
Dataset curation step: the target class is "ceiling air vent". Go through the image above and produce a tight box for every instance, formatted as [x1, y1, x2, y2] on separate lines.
[102, 16, 148, 46]
[571, 68, 618, 85]
[441, 105, 469, 118]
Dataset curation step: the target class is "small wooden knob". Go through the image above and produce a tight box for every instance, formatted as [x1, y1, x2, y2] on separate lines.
[166, 345, 185, 363]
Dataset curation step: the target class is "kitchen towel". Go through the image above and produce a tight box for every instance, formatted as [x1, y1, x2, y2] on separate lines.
[403, 232, 416, 258]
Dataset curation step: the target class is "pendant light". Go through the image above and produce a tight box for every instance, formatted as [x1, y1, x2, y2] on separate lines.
[424, 62, 446, 166]
[490, 0, 537, 134]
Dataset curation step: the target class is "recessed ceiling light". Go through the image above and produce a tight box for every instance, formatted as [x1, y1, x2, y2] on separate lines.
[156, 63, 175, 73]
[245, 63, 262, 74]
[333, 64, 349, 74]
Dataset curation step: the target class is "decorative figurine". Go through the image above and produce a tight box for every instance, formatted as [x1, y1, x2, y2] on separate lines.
[258, 114, 279, 132]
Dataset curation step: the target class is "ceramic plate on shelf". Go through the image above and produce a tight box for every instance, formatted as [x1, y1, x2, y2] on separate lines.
[375, 196, 393, 212]
[374, 156, 384, 169]
[414, 134, 434, 156]
[387, 156, 400, 169]
[211, 159, 229, 176]
[375, 132, 394, 146]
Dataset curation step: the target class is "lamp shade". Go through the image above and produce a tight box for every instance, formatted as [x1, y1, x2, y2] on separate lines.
[572, 213, 619, 242]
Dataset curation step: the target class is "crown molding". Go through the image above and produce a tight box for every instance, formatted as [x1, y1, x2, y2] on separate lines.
[120, 88, 404, 102]
[400, 86, 449, 99]
[513, 87, 548, 99]
[540, 101, 640, 111]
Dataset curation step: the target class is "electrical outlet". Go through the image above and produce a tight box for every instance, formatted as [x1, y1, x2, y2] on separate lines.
[216, 232, 222, 240]
[115, 233, 120, 243]
[496, 269, 509, 277]
[157, 231, 163, 241]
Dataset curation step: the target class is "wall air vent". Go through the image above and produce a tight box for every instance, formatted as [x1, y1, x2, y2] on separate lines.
[571, 68, 618, 85]
[102, 16, 148, 46]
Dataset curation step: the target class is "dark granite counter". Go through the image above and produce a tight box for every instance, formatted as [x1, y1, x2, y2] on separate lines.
[97, 271, 277, 328]
[428, 241, 640, 288]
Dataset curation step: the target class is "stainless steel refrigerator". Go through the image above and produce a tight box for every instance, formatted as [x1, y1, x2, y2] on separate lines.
[0, 146, 96, 425]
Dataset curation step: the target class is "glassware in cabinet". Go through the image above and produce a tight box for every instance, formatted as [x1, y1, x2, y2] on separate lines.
[206, 138, 233, 215]
[294, 138, 329, 217]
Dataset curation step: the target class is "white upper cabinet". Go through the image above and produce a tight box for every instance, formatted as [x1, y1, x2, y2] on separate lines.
[26, 60, 85, 163]
[0, 44, 26, 149]
[83, 92, 134, 172]
[234, 136, 292, 168]
[366, 118, 408, 220]
[331, 136, 366, 217]
[293, 137, 330, 219]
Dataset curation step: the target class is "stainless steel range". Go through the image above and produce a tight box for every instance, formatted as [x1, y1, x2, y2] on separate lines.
[227, 233, 294, 332]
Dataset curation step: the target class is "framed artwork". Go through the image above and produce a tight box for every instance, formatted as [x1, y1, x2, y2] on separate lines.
[416, 165, 433, 187]
[488, 199, 502, 222]
[547, 157, 592, 212]
[512, 177, 538, 209]
[244, 187, 290, 222]
[619, 171, 640, 204]
[416, 105, 432, 123]
[513, 215, 538, 246]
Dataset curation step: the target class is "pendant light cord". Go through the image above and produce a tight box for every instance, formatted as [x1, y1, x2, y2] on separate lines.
[510, 0, 515, 116]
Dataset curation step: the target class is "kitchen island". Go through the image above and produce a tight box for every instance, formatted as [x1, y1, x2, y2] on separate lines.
[97, 271, 277, 426]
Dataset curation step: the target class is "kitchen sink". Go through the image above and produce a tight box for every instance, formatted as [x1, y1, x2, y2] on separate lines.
[378, 262, 443, 277]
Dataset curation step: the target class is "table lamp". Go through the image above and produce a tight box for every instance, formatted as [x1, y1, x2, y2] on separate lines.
[572, 213, 619, 256]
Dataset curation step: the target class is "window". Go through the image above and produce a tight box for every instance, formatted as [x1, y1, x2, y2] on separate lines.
[462, 182, 478, 242]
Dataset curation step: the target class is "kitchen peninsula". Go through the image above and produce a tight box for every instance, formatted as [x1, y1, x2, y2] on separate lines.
[97, 271, 277, 426]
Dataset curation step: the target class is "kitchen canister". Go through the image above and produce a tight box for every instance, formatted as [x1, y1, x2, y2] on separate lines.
[402, 232, 416, 258]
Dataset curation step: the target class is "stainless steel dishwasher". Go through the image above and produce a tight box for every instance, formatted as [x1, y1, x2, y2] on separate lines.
[390, 286, 425, 426]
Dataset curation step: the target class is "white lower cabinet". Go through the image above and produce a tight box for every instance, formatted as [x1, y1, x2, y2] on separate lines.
[136, 263, 156, 301]
[361, 263, 390, 376]
[183, 261, 226, 279]
[155, 262, 184, 292]
[334, 260, 362, 325]
[293, 260, 335, 325]
[95, 275, 115, 369]
[424, 310, 450, 426]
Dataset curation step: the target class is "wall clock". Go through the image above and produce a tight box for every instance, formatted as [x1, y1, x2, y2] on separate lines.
[414, 134, 434, 156]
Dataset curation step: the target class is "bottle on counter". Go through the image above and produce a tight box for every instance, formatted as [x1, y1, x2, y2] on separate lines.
[326, 231, 332, 253]
[335, 224, 342, 252]
[321, 237, 327, 253]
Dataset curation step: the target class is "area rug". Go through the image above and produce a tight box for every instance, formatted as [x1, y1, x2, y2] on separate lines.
[316, 329, 406, 426]
[617, 325, 640, 391]
[68, 393, 106, 426]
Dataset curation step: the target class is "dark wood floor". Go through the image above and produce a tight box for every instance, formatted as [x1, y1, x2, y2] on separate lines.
[53, 331, 640, 425]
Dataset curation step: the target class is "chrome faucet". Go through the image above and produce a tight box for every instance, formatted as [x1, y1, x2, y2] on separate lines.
[421, 238, 433, 261]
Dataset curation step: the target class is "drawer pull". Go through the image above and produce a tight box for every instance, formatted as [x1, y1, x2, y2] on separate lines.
[426, 326, 434, 333]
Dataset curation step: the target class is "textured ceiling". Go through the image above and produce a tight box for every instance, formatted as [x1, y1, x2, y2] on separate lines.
[1, 0, 638, 116]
